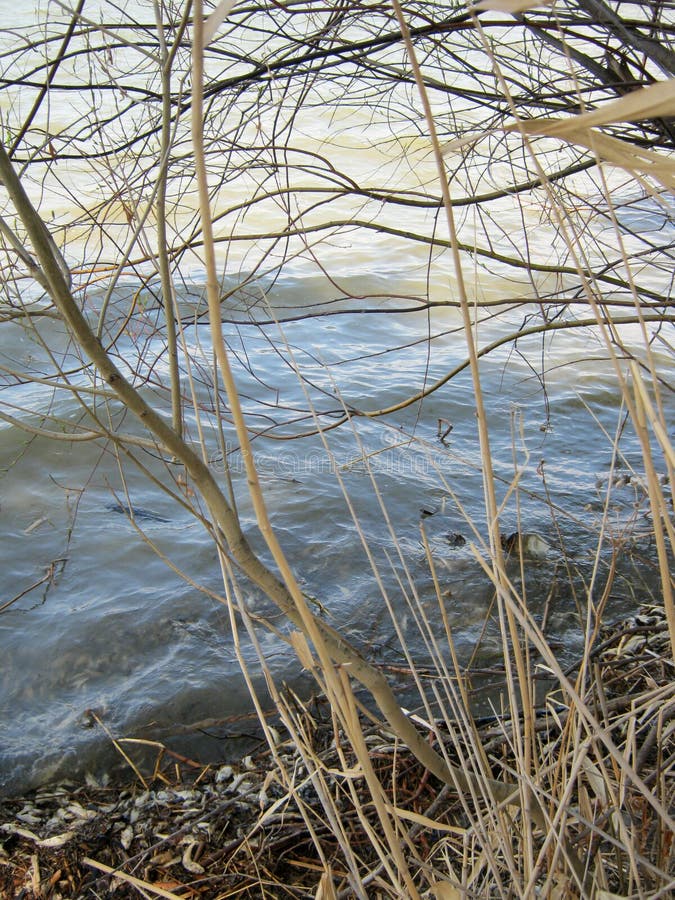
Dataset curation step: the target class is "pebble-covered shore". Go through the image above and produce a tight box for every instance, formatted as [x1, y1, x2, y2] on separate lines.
[0, 740, 334, 899]
[1, 603, 673, 898]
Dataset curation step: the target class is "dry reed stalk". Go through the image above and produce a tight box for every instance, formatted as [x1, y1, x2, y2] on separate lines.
[391, 1, 558, 889]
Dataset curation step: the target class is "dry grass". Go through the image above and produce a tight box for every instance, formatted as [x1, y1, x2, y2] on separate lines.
[0, 1, 673, 897]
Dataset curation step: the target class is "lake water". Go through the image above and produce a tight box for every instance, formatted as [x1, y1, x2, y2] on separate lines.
[0, 2, 673, 795]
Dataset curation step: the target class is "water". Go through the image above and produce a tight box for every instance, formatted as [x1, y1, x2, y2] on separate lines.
[0, 2, 673, 795]
[0, 278, 670, 794]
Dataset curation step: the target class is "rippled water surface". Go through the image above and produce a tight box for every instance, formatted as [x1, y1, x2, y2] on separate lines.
[1, 275, 671, 794]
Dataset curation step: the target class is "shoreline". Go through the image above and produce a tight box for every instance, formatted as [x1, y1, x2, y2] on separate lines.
[1, 603, 673, 898]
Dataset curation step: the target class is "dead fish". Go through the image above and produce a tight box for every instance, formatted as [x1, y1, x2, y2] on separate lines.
[502, 531, 550, 559]
[106, 503, 170, 523]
